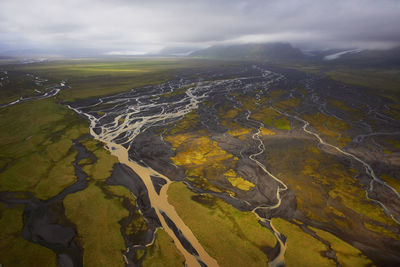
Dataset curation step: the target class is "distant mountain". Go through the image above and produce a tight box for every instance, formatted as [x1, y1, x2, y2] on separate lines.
[331, 46, 400, 67]
[189, 43, 306, 61]
[155, 47, 197, 56]
[189, 43, 400, 67]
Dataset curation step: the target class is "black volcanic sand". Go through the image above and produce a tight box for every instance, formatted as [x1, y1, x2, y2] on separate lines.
[105, 163, 161, 265]
[160, 211, 199, 257]
[128, 133, 186, 180]
[150, 176, 167, 195]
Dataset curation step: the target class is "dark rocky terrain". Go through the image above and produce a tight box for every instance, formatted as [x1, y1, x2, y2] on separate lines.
[68, 63, 400, 266]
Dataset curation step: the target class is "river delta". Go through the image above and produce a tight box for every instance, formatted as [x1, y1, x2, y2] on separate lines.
[0, 60, 399, 266]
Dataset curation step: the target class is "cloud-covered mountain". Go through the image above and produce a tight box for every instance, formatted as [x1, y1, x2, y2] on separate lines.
[189, 43, 306, 61]
[1, 0, 399, 56]
[188, 42, 400, 67]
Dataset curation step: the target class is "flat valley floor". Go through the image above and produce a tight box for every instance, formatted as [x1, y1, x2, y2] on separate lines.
[0, 59, 399, 267]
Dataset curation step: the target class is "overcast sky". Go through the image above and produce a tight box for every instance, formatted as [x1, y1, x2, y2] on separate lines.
[1, 0, 399, 55]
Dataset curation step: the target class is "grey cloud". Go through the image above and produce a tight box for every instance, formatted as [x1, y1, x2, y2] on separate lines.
[0, 0, 399, 55]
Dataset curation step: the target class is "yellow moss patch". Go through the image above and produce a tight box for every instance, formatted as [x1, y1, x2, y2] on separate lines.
[325, 206, 346, 218]
[251, 107, 290, 130]
[166, 134, 236, 191]
[168, 111, 200, 135]
[228, 127, 251, 137]
[219, 108, 239, 120]
[363, 222, 399, 240]
[381, 174, 400, 193]
[296, 88, 308, 95]
[260, 127, 275, 135]
[220, 120, 251, 137]
[165, 133, 191, 149]
[169, 136, 232, 167]
[239, 96, 259, 111]
[303, 112, 351, 146]
[310, 226, 373, 267]
[329, 100, 360, 115]
[275, 98, 301, 110]
[269, 90, 285, 99]
[161, 85, 191, 98]
[387, 139, 400, 150]
[186, 176, 223, 193]
[266, 139, 397, 233]
[225, 169, 255, 191]
[328, 172, 396, 227]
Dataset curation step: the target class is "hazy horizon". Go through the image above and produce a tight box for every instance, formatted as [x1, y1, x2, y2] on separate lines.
[1, 0, 400, 56]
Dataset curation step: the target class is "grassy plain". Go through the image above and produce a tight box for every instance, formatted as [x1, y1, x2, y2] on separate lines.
[0, 58, 247, 266]
[0, 98, 88, 199]
[265, 138, 398, 239]
[1, 57, 399, 266]
[0, 202, 57, 266]
[168, 182, 276, 267]
[64, 182, 128, 267]
[271, 218, 372, 267]
[142, 229, 185, 267]
[281, 62, 400, 102]
[2, 58, 240, 101]
[272, 218, 336, 266]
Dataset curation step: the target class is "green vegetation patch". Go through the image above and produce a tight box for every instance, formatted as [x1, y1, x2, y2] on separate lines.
[217, 106, 252, 137]
[327, 69, 400, 93]
[166, 134, 241, 192]
[387, 139, 400, 150]
[272, 218, 335, 266]
[273, 117, 291, 130]
[274, 98, 301, 111]
[64, 182, 128, 267]
[303, 112, 351, 146]
[167, 110, 200, 135]
[161, 84, 193, 98]
[310, 226, 372, 267]
[219, 107, 239, 120]
[251, 106, 291, 130]
[142, 229, 185, 267]
[264, 137, 398, 239]
[363, 222, 399, 240]
[105, 185, 149, 244]
[81, 144, 118, 181]
[168, 182, 276, 267]
[33, 151, 77, 199]
[0, 202, 57, 266]
[0, 99, 88, 199]
[381, 174, 400, 193]
[12, 58, 228, 101]
[224, 169, 255, 191]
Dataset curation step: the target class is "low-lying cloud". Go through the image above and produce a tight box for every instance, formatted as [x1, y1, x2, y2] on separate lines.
[1, 0, 399, 55]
